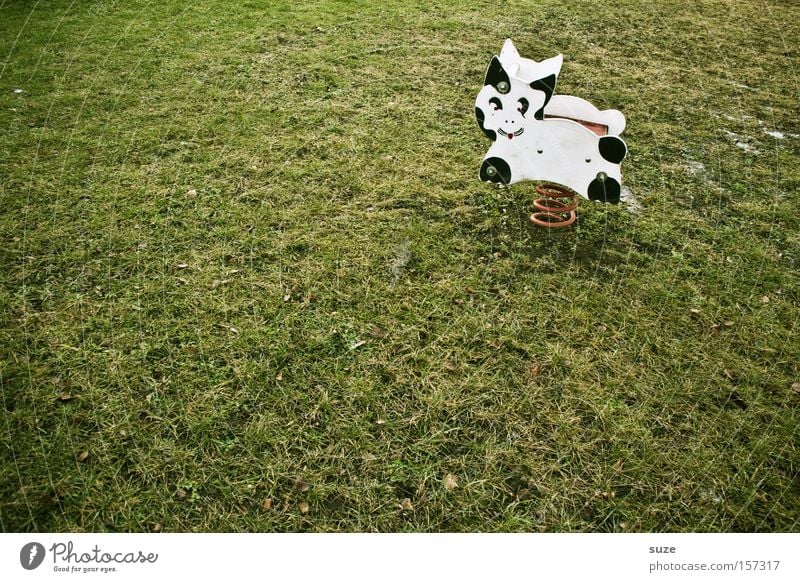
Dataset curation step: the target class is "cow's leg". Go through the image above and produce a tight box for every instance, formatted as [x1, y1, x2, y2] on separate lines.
[587, 171, 621, 204]
[480, 157, 512, 185]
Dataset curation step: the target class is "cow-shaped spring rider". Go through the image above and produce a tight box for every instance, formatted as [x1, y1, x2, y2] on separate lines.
[475, 40, 628, 226]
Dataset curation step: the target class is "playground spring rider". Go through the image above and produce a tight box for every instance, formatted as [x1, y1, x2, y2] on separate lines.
[475, 40, 628, 227]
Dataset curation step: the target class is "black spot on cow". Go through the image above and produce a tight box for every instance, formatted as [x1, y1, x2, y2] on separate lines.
[598, 136, 627, 164]
[588, 173, 621, 204]
[475, 106, 496, 141]
[529, 74, 557, 120]
[517, 97, 529, 117]
[484, 56, 510, 92]
[480, 157, 511, 185]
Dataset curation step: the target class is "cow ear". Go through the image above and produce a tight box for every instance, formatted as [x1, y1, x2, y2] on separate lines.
[538, 54, 563, 77]
[530, 74, 557, 119]
[484, 56, 511, 93]
[499, 39, 520, 63]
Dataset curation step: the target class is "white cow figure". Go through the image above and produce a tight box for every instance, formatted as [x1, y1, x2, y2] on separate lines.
[475, 39, 627, 203]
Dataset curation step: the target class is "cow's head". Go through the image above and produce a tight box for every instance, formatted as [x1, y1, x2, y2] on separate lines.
[475, 40, 563, 141]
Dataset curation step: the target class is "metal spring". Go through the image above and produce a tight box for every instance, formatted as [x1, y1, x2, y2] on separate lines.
[530, 183, 578, 228]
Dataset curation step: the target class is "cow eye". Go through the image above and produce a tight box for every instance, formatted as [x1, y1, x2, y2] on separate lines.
[517, 98, 529, 116]
[489, 97, 503, 111]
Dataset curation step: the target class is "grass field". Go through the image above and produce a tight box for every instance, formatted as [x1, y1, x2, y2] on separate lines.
[1, 0, 798, 532]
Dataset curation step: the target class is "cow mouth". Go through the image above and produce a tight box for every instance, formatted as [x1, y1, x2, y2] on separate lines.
[497, 127, 525, 140]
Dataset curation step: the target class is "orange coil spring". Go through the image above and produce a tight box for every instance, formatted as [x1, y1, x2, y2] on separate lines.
[530, 183, 578, 228]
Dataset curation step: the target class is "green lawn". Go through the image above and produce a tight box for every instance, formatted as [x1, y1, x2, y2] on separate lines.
[1, 0, 798, 532]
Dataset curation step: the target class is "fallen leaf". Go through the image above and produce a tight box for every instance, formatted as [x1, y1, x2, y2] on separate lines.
[298, 501, 310, 514]
[399, 498, 414, 511]
[37, 491, 57, 505]
[350, 339, 367, 350]
[211, 279, 230, 288]
[530, 365, 542, 378]
[724, 321, 735, 327]
[176, 488, 187, 499]
[294, 477, 310, 492]
[760, 295, 770, 304]
[77, 451, 89, 463]
[57, 393, 76, 402]
[228, 327, 239, 335]
[283, 293, 291, 302]
[375, 419, 386, 425]
[152, 523, 162, 533]
[792, 381, 800, 393]
[275, 372, 283, 381]
[369, 326, 386, 338]
[186, 189, 197, 197]
[710, 324, 720, 336]
[261, 498, 273, 511]
[13, 88, 23, 94]
[176, 262, 189, 269]
[443, 473, 458, 491]
[689, 308, 701, 316]
[613, 459, 624, 471]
